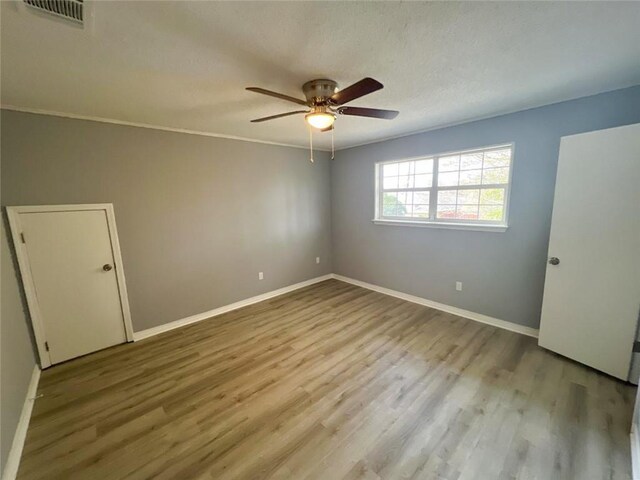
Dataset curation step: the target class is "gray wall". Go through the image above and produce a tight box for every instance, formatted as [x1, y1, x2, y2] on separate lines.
[0, 87, 638, 473]
[1, 219, 37, 473]
[1, 111, 332, 332]
[331, 85, 640, 329]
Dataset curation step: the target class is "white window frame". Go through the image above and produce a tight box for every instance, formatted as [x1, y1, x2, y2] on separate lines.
[373, 143, 514, 232]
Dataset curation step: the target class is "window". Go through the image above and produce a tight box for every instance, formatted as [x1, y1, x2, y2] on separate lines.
[375, 144, 513, 230]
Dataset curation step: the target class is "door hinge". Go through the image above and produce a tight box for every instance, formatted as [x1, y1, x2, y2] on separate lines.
[44, 341, 49, 352]
[20, 232, 26, 243]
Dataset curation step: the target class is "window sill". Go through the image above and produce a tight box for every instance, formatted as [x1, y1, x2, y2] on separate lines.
[372, 219, 508, 232]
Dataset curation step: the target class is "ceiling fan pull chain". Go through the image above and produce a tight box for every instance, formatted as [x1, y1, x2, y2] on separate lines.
[309, 126, 314, 163]
[331, 128, 335, 160]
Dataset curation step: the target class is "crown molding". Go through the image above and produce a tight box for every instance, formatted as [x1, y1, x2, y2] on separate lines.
[0, 105, 332, 152]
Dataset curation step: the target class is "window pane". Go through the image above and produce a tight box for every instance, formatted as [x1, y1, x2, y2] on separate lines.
[439, 155, 459, 172]
[438, 171, 458, 187]
[383, 192, 398, 203]
[414, 174, 432, 188]
[415, 159, 433, 174]
[413, 204, 429, 217]
[383, 163, 399, 177]
[413, 191, 430, 204]
[457, 189, 480, 205]
[383, 203, 398, 216]
[456, 205, 479, 220]
[383, 199, 398, 215]
[397, 192, 412, 205]
[383, 176, 398, 189]
[484, 149, 511, 168]
[402, 204, 413, 217]
[392, 204, 409, 216]
[479, 205, 504, 221]
[383, 192, 406, 217]
[459, 169, 482, 186]
[398, 175, 413, 189]
[480, 188, 504, 205]
[398, 162, 411, 175]
[482, 167, 509, 185]
[437, 205, 456, 219]
[437, 190, 457, 204]
[460, 152, 483, 170]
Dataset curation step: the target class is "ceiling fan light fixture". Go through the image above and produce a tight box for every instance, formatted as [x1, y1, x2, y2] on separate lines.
[305, 112, 336, 130]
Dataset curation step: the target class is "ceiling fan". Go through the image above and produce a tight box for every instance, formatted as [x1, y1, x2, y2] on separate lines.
[246, 78, 399, 132]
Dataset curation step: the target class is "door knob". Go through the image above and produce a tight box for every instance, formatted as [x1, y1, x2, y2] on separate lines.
[548, 257, 560, 266]
[102, 264, 113, 271]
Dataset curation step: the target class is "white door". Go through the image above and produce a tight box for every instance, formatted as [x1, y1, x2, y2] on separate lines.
[539, 123, 640, 380]
[10, 206, 131, 365]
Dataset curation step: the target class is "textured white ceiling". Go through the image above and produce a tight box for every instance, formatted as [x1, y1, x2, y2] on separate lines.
[2, 1, 640, 150]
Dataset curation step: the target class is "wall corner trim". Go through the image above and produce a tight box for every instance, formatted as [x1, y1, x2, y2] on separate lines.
[2, 365, 41, 480]
[133, 274, 334, 341]
[330, 274, 539, 338]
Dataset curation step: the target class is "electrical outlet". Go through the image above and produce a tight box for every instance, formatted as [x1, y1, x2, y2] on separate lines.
[316, 257, 320, 264]
[455, 281, 462, 291]
[258, 272, 264, 280]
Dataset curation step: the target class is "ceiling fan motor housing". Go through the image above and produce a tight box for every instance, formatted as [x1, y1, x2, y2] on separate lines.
[302, 79, 338, 106]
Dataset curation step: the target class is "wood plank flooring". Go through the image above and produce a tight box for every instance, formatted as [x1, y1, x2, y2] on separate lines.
[17, 279, 635, 480]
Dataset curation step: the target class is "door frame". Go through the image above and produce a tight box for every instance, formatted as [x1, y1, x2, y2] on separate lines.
[6, 203, 134, 368]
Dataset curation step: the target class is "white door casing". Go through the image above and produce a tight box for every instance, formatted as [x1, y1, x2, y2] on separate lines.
[539, 123, 640, 380]
[7, 204, 133, 367]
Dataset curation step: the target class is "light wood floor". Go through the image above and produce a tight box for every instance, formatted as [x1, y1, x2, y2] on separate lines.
[17, 279, 635, 480]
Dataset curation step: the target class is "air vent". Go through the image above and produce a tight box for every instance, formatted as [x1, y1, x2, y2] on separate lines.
[23, 0, 84, 24]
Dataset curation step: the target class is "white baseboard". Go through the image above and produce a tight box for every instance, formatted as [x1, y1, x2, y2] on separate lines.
[133, 274, 333, 341]
[2, 365, 41, 480]
[331, 274, 539, 338]
[133, 272, 538, 342]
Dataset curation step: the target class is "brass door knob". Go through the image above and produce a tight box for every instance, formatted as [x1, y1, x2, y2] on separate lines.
[103, 264, 113, 271]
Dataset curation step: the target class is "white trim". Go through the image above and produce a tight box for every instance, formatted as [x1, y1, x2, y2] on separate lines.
[632, 425, 640, 480]
[104, 206, 134, 342]
[372, 219, 508, 232]
[7, 208, 50, 367]
[133, 274, 333, 341]
[6, 203, 112, 214]
[375, 143, 513, 166]
[0, 105, 330, 152]
[6, 204, 134, 368]
[1, 366, 41, 480]
[331, 274, 539, 338]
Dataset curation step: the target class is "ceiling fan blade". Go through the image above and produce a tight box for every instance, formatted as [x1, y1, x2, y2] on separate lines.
[246, 87, 308, 106]
[250, 110, 308, 123]
[330, 78, 383, 105]
[337, 106, 399, 120]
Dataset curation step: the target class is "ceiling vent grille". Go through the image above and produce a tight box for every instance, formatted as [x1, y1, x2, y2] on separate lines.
[23, 0, 84, 24]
